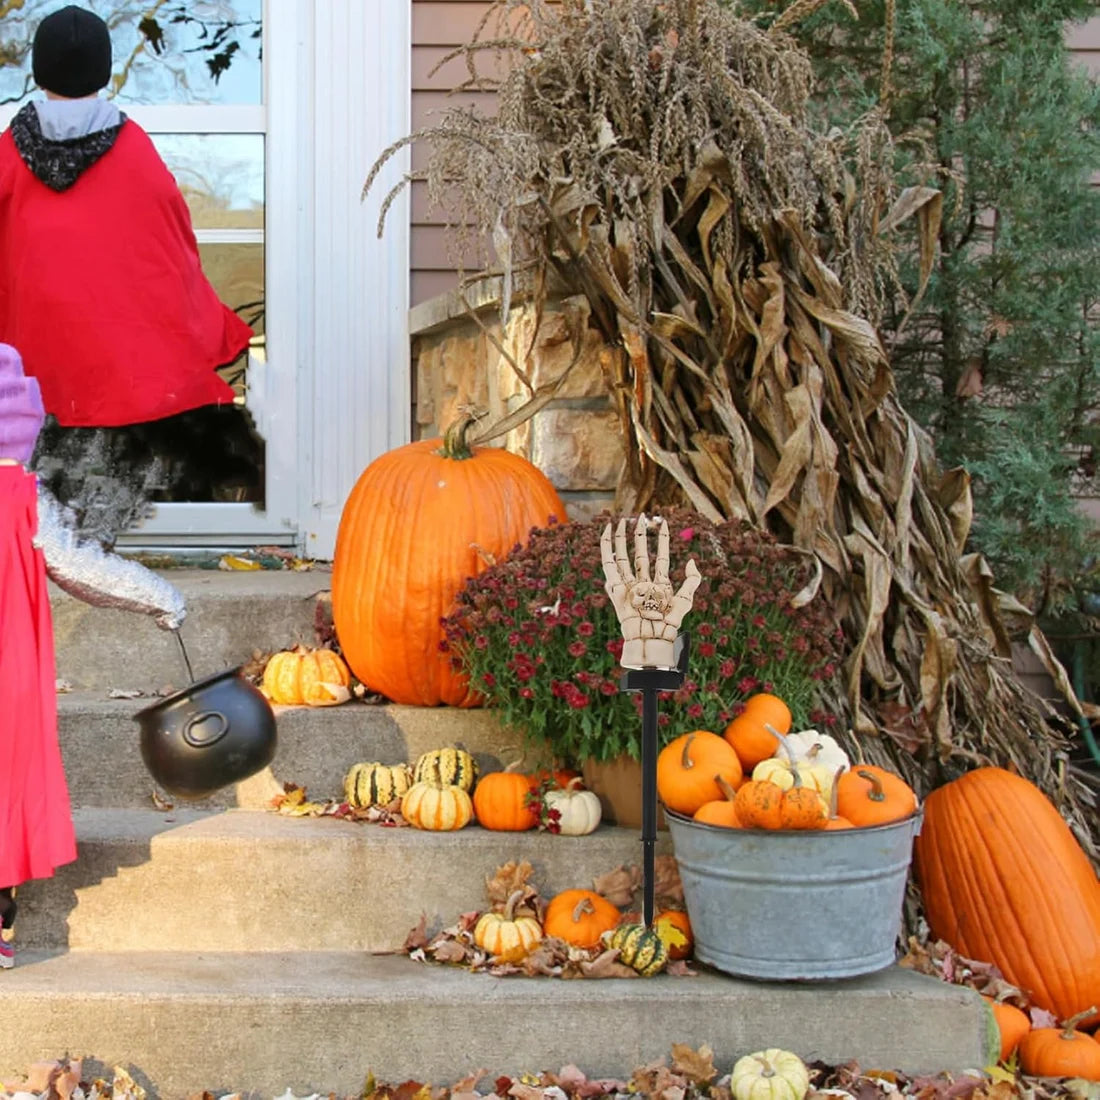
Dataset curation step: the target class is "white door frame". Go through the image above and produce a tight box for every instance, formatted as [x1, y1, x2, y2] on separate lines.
[110, 1, 412, 557]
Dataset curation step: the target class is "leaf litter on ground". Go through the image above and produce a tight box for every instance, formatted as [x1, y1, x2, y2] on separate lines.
[2, 1047, 1096, 1100]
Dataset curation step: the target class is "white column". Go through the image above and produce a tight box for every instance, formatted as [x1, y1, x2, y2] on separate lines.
[298, 0, 411, 559]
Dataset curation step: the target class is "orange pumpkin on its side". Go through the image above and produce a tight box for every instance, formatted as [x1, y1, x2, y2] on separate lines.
[915, 767, 1100, 1029]
[331, 416, 566, 706]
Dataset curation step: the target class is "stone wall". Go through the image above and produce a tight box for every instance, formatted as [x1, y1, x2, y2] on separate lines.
[410, 288, 626, 521]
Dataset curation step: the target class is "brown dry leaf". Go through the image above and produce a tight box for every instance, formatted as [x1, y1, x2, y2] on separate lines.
[519, 937, 568, 976]
[654, 855, 684, 907]
[573, 947, 639, 979]
[403, 914, 429, 953]
[485, 861, 536, 909]
[630, 1058, 689, 1100]
[429, 939, 470, 965]
[593, 864, 641, 907]
[508, 1085, 547, 1100]
[448, 1068, 489, 1096]
[669, 1044, 717, 1085]
[391, 1081, 432, 1100]
[876, 702, 930, 755]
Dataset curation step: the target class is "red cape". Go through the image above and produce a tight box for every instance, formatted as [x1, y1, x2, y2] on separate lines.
[0, 119, 252, 427]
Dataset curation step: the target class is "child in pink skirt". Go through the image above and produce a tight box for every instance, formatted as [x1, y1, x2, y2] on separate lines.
[0, 343, 184, 968]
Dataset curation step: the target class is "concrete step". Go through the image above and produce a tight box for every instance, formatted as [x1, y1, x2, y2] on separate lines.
[17, 808, 671, 953]
[59, 695, 521, 809]
[52, 568, 327, 692]
[0, 949, 990, 1098]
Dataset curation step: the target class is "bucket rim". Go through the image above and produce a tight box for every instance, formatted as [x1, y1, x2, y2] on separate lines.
[664, 804, 923, 835]
[132, 666, 246, 720]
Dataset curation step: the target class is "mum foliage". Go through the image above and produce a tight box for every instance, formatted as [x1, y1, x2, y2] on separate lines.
[442, 510, 841, 764]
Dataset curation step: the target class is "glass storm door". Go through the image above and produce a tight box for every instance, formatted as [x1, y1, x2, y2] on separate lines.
[0, 0, 292, 548]
[0, 1, 412, 557]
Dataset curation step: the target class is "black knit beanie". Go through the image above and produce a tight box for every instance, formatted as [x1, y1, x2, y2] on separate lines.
[32, 5, 112, 99]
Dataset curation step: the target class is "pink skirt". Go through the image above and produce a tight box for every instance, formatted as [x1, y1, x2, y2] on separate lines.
[0, 465, 77, 887]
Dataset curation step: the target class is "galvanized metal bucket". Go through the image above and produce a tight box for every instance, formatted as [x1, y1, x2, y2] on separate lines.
[666, 807, 923, 980]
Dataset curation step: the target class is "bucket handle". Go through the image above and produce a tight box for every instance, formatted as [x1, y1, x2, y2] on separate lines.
[182, 711, 231, 749]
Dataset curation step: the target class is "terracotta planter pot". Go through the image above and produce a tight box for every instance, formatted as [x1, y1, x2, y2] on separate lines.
[581, 756, 666, 830]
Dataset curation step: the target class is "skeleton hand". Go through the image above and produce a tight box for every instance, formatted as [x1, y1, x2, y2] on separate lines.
[600, 514, 700, 669]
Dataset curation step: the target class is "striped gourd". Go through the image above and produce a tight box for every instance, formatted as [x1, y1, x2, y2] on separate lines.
[413, 747, 478, 792]
[343, 762, 413, 809]
[400, 781, 474, 831]
[608, 923, 670, 976]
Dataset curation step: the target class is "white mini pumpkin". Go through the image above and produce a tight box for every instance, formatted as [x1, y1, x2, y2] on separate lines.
[730, 1049, 810, 1100]
[542, 778, 602, 835]
[778, 729, 850, 774]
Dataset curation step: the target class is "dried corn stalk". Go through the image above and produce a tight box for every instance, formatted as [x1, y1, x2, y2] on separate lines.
[365, 0, 1097, 854]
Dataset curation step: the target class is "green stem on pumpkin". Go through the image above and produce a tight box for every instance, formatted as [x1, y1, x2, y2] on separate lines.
[438, 411, 484, 459]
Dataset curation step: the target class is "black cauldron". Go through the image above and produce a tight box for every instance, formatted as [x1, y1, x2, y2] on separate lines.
[134, 668, 277, 799]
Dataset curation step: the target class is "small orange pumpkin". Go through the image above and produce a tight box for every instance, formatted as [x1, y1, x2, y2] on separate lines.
[982, 996, 1031, 1063]
[542, 889, 620, 949]
[261, 645, 351, 706]
[723, 692, 791, 770]
[656, 730, 743, 816]
[733, 779, 785, 830]
[835, 765, 918, 827]
[693, 776, 742, 828]
[1018, 1009, 1100, 1080]
[777, 772, 828, 830]
[472, 763, 538, 831]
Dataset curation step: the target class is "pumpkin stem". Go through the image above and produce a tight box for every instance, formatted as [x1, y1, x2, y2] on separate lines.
[438, 410, 485, 460]
[1060, 1007, 1098, 1038]
[857, 768, 886, 803]
[828, 765, 845, 818]
[754, 1056, 775, 1077]
[565, 777, 586, 792]
[572, 896, 595, 923]
[715, 776, 738, 803]
[766, 724, 795, 761]
[680, 733, 698, 770]
[503, 888, 525, 921]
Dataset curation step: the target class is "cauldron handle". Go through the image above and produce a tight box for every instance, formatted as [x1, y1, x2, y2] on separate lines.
[182, 711, 231, 748]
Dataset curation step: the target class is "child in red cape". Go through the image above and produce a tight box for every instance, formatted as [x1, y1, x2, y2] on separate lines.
[0, 5, 262, 545]
[0, 342, 185, 969]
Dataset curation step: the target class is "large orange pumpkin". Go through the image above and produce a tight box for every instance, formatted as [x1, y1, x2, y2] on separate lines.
[915, 767, 1100, 1028]
[331, 416, 566, 706]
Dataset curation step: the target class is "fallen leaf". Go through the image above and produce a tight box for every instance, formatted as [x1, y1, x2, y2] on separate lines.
[485, 861, 537, 910]
[670, 1044, 717, 1085]
[592, 865, 639, 907]
[430, 939, 470, 964]
[218, 554, 262, 571]
[573, 947, 638, 979]
[403, 914, 429, 952]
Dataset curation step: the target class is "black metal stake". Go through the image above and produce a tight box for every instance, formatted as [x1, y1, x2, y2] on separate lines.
[620, 633, 690, 928]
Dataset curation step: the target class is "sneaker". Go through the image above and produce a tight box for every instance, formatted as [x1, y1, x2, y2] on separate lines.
[0, 938, 12, 970]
